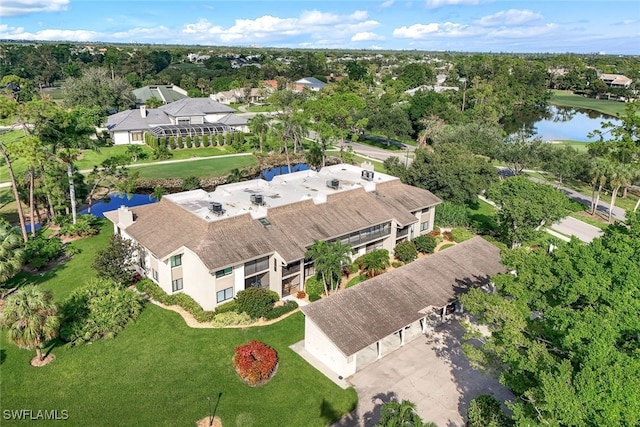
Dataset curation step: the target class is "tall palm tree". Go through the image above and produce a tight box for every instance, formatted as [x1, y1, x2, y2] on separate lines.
[589, 158, 608, 216]
[0, 218, 23, 284]
[305, 240, 352, 296]
[0, 141, 28, 242]
[375, 399, 426, 427]
[248, 114, 270, 153]
[360, 250, 390, 278]
[1, 285, 59, 361]
[607, 163, 633, 223]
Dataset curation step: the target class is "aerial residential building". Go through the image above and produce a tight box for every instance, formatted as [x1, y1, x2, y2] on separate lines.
[104, 164, 441, 310]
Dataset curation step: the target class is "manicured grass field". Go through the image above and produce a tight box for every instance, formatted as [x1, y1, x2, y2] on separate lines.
[245, 104, 274, 113]
[75, 145, 236, 171]
[5, 220, 113, 301]
[1, 309, 356, 426]
[1, 221, 357, 426]
[134, 155, 257, 179]
[466, 199, 499, 234]
[552, 140, 591, 153]
[0, 130, 27, 182]
[550, 90, 627, 117]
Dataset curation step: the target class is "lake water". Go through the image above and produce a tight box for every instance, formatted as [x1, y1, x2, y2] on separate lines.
[74, 164, 311, 219]
[520, 106, 621, 142]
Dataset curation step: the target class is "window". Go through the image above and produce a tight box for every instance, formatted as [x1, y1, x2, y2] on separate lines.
[152, 269, 159, 281]
[216, 287, 233, 303]
[131, 132, 143, 141]
[215, 267, 233, 278]
[177, 118, 190, 125]
[245, 256, 269, 276]
[172, 278, 183, 292]
[420, 221, 430, 232]
[170, 254, 182, 268]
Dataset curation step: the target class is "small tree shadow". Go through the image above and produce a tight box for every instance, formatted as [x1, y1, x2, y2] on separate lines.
[0, 349, 6, 365]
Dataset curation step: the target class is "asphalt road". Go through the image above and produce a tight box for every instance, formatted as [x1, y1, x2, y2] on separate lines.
[549, 216, 603, 243]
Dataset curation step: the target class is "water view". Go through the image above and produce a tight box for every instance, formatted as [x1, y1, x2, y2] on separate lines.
[259, 163, 311, 181]
[510, 106, 622, 142]
[80, 193, 157, 218]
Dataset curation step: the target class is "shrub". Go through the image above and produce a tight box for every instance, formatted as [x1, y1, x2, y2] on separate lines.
[305, 275, 324, 301]
[215, 299, 238, 314]
[24, 233, 64, 269]
[413, 234, 438, 254]
[152, 145, 172, 160]
[346, 274, 366, 288]
[59, 214, 99, 237]
[267, 290, 280, 302]
[181, 175, 200, 191]
[391, 261, 403, 268]
[136, 279, 214, 322]
[211, 311, 252, 327]
[185, 136, 192, 148]
[354, 249, 390, 278]
[60, 278, 145, 345]
[92, 234, 140, 285]
[434, 201, 470, 228]
[202, 134, 210, 147]
[347, 263, 359, 275]
[429, 229, 441, 237]
[296, 290, 306, 299]
[442, 231, 453, 241]
[233, 341, 278, 386]
[264, 300, 298, 320]
[467, 395, 511, 427]
[235, 287, 276, 319]
[451, 228, 474, 243]
[394, 241, 417, 263]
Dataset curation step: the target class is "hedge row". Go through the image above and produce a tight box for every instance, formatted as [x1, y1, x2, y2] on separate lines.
[136, 279, 214, 322]
[264, 300, 298, 320]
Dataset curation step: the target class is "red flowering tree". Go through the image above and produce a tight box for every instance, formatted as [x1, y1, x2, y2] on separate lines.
[233, 340, 278, 386]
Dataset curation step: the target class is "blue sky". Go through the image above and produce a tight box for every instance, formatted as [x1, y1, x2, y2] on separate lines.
[1, 0, 638, 54]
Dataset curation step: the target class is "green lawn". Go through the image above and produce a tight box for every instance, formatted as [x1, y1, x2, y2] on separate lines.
[134, 155, 258, 179]
[245, 104, 274, 113]
[550, 90, 627, 117]
[0, 130, 27, 182]
[1, 222, 357, 426]
[1, 309, 356, 426]
[4, 220, 113, 301]
[553, 140, 591, 153]
[76, 145, 237, 171]
[466, 199, 499, 234]
[325, 150, 388, 173]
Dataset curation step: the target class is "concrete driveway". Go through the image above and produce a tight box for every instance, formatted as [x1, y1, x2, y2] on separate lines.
[334, 319, 513, 427]
[549, 216, 603, 243]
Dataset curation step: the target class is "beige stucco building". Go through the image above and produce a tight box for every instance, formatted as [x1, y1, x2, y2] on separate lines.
[105, 164, 441, 311]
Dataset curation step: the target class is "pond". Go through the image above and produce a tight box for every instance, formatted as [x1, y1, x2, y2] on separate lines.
[80, 193, 157, 218]
[505, 106, 621, 142]
[73, 164, 311, 219]
[259, 163, 310, 181]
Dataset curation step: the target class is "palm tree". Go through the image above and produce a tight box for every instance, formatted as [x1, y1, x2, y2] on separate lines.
[0, 141, 28, 242]
[248, 114, 270, 153]
[375, 399, 426, 427]
[589, 158, 608, 216]
[305, 240, 352, 296]
[1, 285, 59, 362]
[607, 163, 633, 223]
[360, 250, 390, 278]
[0, 218, 23, 284]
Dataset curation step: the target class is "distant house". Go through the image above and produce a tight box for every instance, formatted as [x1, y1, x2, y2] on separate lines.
[106, 96, 248, 145]
[133, 85, 188, 106]
[211, 87, 271, 105]
[599, 73, 633, 88]
[294, 77, 327, 92]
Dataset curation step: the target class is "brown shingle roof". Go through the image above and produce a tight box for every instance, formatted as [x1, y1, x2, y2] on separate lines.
[300, 237, 505, 357]
[110, 181, 441, 271]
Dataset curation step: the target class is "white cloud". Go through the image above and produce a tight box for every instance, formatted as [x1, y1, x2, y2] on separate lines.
[474, 9, 543, 27]
[111, 26, 172, 40]
[0, 24, 98, 41]
[0, 0, 69, 17]
[393, 22, 471, 38]
[488, 23, 559, 39]
[425, 0, 480, 9]
[351, 32, 384, 42]
[380, 0, 395, 8]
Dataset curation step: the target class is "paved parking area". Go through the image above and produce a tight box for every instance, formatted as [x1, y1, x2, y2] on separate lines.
[550, 216, 603, 243]
[334, 319, 513, 427]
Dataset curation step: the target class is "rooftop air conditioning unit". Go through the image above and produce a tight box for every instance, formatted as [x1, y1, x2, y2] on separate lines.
[361, 170, 374, 181]
[326, 179, 340, 190]
[250, 194, 264, 206]
[209, 201, 225, 216]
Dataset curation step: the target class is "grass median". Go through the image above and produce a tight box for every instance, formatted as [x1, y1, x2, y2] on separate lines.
[132, 155, 258, 179]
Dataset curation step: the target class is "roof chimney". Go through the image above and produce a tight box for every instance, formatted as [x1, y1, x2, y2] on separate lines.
[140, 105, 146, 118]
[118, 205, 134, 227]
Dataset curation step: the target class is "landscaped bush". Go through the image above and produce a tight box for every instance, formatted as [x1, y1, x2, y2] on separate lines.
[264, 300, 298, 320]
[467, 395, 511, 427]
[181, 175, 200, 191]
[391, 261, 403, 268]
[211, 311, 252, 327]
[233, 340, 278, 386]
[24, 233, 64, 269]
[214, 299, 238, 314]
[435, 201, 470, 228]
[55, 214, 99, 238]
[346, 274, 366, 288]
[235, 287, 277, 319]
[450, 228, 474, 243]
[412, 234, 438, 254]
[136, 279, 214, 322]
[442, 231, 454, 241]
[92, 234, 140, 285]
[394, 241, 417, 263]
[60, 278, 145, 346]
[202, 134, 210, 147]
[305, 275, 324, 301]
[354, 249, 390, 278]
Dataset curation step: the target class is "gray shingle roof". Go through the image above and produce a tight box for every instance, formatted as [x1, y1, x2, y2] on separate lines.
[106, 108, 166, 132]
[106, 180, 441, 271]
[159, 97, 236, 117]
[133, 85, 188, 104]
[301, 237, 504, 357]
